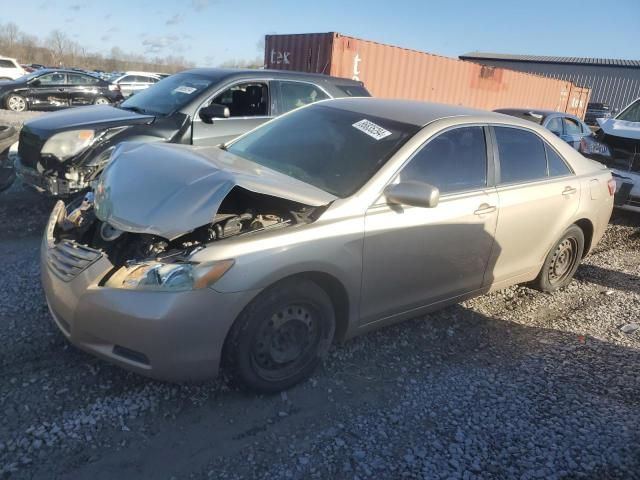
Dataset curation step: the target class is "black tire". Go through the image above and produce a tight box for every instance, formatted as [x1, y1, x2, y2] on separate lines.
[531, 225, 584, 292]
[93, 96, 110, 105]
[5, 93, 27, 112]
[222, 278, 336, 393]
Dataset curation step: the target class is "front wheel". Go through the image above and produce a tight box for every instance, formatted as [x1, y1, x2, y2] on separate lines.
[223, 278, 336, 393]
[6, 94, 27, 112]
[531, 225, 584, 292]
[93, 96, 110, 105]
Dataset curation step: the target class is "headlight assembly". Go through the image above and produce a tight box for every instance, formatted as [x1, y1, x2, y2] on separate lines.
[41, 130, 95, 161]
[105, 259, 234, 292]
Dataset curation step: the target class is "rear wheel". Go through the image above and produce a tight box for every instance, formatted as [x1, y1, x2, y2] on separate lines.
[6, 94, 27, 112]
[531, 225, 584, 292]
[223, 278, 335, 393]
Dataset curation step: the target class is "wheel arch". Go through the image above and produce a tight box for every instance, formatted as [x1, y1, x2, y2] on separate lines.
[573, 218, 594, 257]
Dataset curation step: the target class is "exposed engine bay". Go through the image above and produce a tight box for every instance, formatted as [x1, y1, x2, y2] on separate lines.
[55, 187, 322, 267]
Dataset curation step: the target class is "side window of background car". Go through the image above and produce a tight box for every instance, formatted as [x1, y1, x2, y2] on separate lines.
[210, 82, 269, 117]
[545, 144, 572, 177]
[494, 127, 547, 184]
[38, 73, 66, 85]
[0, 60, 15, 68]
[277, 81, 329, 114]
[546, 117, 562, 136]
[399, 126, 487, 194]
[562, 117, 582, 135]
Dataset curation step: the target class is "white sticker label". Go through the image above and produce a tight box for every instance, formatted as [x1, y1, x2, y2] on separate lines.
[173, 86, 197, 94]
[352, 119, 392, 140]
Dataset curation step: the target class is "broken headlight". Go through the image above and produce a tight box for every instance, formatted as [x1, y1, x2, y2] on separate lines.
[42, 130, 95, 161]
[105, 259, 234, 292]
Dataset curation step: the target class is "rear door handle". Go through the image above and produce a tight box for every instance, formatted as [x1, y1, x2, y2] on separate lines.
[562, 186, 577, 196]
[474, 203, 496, 215]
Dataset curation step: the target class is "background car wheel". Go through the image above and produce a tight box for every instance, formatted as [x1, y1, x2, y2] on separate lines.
[6, 94, 27, 112]
[531, 225, 584, 292]
[223, 278, 336, 393]
[94, 96, 110, 105]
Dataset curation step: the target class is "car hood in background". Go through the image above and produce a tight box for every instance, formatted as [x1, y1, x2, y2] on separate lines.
[597, 117, 640, 141]
[22, 105, 154, 137]
[94, 143, 337, 240]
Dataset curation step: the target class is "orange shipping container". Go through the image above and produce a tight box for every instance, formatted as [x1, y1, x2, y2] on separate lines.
[264, 33, 590, 119]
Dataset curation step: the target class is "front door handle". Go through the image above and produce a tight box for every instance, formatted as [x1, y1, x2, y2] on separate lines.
[562, 186, 577, 196]
[474, 203, 496, 215]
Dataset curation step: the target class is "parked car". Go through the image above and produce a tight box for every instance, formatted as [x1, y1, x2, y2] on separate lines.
[585, 102, 615, 126]
[0, 68, 123, 113]
[41, 98, 614, 392]
[13, 68, 369, 196]
[0, 56, 26, 80]
[21, 63, 47, 73]
[583, 98, 640, 212]
[493, 109, 609, 157]
[108, 71, 163, 97]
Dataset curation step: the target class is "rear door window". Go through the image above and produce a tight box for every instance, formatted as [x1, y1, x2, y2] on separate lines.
[494, 127, 547, 184]
[336, 85, 370, 97]
[275, 81, 329, 114]
[0, 59, 16, 68]
[399, 126, 487, 194]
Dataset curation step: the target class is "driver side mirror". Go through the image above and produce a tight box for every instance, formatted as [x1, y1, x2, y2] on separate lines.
[384, 181, 440, 208]
[199, 103, 230, 124]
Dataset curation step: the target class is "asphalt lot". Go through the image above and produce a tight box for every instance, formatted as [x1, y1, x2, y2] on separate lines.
[0, 112, 639, 479]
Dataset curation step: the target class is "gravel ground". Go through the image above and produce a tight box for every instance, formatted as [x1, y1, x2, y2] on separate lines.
[1, 175, 639, 478]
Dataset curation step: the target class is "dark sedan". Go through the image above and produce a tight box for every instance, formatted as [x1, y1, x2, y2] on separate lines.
[494, 108, 609, 157]
[0, 69, 123, 112]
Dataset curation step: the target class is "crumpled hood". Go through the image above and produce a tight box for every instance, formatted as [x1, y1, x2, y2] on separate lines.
[23, 105, 154, 137]
[597, 117, 640, 140]
[94, 142, 336, 240]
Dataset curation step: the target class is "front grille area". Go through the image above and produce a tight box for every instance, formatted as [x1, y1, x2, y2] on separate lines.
[18, 128, 45, 170]
[47, 240, 102, 281]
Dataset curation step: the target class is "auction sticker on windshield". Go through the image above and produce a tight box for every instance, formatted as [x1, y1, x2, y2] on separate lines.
[352, 119, 392, 140]
[173, 86, 197, 95]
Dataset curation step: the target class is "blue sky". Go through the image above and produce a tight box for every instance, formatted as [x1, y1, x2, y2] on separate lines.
[4, 0, 639, 66]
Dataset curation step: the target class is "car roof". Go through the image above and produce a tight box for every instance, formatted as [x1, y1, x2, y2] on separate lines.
[122, 71, 162, 76]
[33, 68, 99, 75]
[317, 97, 506, 127]
[0, 56, 18, 61]
[182, 68, 365, 86]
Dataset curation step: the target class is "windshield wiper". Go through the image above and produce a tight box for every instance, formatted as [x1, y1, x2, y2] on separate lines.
[119, 105, 149, 115]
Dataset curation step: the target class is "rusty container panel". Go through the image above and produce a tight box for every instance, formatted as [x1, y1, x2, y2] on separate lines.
[329, 34, 582, 113]
[565, 85, 591, 119]
[264, 33, 591, 116]
[264, 33, 335, 74]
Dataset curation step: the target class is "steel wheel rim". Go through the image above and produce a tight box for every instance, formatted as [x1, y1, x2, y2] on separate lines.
[251, 303, 321, 381]
[95, 98, 109, 105]
[8, 96, 25, 111]
[548, 237, 579, 285]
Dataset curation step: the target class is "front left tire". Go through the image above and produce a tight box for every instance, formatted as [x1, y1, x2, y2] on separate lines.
[222, 278, 336, 393]
[94, 96, 110, 105]
[6, 94, 27, 112]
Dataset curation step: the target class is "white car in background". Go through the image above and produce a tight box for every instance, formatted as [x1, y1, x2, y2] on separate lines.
[0, 57, 26, 81]
[109, 71, 163, 97]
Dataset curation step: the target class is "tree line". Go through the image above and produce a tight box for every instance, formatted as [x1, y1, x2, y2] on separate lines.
[0, 22, 194, 74]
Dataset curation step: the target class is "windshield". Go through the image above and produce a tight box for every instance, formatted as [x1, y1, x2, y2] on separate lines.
[227, 104, 419, 198]
[119, 72, 214, 116]
[13, 71, 43, 83]
[617, 99, 640, 123]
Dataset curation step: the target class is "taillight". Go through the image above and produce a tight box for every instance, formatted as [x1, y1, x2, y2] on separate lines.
[108, 84, 120, 91]
[607, 178, 616, 196]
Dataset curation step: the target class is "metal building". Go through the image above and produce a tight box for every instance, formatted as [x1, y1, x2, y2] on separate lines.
[459, 52, 640, 112]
